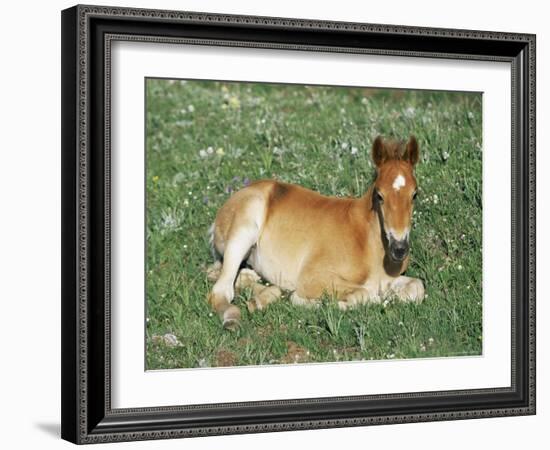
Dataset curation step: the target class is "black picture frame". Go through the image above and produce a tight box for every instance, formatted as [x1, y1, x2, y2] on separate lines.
[61, 4, 536, 444]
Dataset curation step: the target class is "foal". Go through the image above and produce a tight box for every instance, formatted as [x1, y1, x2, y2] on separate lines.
[207, 136, 425, 329]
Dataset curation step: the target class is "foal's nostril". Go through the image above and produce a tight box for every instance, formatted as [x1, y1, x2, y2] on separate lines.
[391, 240, 409, 260]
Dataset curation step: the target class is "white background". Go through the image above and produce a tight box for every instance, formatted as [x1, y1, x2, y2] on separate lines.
[0, 0, 546, 449]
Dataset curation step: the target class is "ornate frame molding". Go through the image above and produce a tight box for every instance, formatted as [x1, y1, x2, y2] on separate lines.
[61, 4, 536, 444]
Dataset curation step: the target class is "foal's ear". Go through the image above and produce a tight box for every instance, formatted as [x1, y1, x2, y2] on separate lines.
[403, 135, 420, 166]
[372, 135, 385, 168]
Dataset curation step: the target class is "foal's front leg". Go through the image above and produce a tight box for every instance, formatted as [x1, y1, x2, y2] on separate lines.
[337, 285, 381, 310]
[389, 276, 425, 303]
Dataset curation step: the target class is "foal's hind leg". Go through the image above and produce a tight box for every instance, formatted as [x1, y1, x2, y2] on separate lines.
[208, 223, 260, 330]
[209, 266, 283, 313]
[205, 260, 222, 282]
[234, 269, 283, 312]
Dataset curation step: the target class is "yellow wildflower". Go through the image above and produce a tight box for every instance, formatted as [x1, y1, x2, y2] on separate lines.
[228, 96, 241, 109]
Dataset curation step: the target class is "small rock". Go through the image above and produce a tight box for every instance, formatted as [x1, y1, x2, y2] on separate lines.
[151, 333, 181, 347]
[162, 333, 180, 347]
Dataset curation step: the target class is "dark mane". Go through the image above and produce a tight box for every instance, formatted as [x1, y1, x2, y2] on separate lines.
[383, 138, 406, 160]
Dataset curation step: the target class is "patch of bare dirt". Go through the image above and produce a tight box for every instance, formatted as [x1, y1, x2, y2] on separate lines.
[256, 324, 274, 338]
[281, 341, 310, 364]
[215, 349, 237, 367]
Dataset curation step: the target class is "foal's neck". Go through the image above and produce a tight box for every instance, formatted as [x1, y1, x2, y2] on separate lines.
[349, 185, 378, 230]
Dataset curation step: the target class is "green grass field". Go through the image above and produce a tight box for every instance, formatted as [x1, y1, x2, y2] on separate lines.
[145, 79, 482, 369]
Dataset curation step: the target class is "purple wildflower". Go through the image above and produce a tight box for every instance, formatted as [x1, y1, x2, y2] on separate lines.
[243, 177, 251, 186]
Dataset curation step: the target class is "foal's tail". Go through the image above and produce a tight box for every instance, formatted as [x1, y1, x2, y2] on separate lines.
[207, 223, 221, 260]
[205, 223, 223, 282]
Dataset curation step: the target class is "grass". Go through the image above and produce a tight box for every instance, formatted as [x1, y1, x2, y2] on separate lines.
[145, 79, 483, 369]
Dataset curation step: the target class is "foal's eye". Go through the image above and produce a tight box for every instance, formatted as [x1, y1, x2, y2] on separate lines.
[412, 191, 418, 201]
[375, 190, 384, 203]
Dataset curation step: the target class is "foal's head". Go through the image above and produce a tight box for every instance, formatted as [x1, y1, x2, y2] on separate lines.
[371, 135, 419, 262]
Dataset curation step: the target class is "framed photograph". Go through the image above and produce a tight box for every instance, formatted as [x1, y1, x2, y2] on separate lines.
[61, 4, 536, 444]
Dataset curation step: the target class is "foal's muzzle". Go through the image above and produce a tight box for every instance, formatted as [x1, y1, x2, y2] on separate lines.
[389, 238, 409, 262]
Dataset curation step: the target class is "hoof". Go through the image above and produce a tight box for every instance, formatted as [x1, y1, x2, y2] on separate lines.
[222, 305, 241, 331]
[246, 300, 257, 313]
[223, 318, 240, 331]
[205, 261, 222, 282]
[402, 279, 425, 303]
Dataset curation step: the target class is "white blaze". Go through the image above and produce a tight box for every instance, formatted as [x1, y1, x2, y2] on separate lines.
[392, 174, 406, 191]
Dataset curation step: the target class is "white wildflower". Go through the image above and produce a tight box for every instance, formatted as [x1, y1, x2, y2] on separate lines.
[187, 104, 195, 113]
[351, 147, 358, 155]
[160, 210, 180, 233]
[199, 149, 208, 158]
